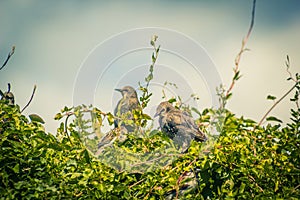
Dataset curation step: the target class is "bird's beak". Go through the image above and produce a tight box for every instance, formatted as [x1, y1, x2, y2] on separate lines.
[154, 112, 159, 118]
[115, 88, 122, 93]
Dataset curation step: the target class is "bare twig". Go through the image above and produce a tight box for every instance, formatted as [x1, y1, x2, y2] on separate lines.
[21, 85, 37, 113]
[225, 0, 256, 98]
[0, 46, 15, 71]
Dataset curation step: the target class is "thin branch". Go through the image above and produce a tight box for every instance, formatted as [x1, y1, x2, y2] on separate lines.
[128, 178, 146, 189]
[256, 82, 298, 128]
[248, 174, 264, 192]
[175, 158, 197, 199]
[7, 83, 11, 92]
[65, 113, 73, 144]
[286, 55, 297, 83]
[0, 46, 15, 71]
[225, 0, 256, 98]
[21, 85, 37, 113]
[293, 184, 300, 192]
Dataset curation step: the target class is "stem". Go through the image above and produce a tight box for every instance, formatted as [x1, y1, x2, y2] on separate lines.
[248, 175, 264, 192]
[128, 178, 146, 189]
[65, 113, 73, 144]
[257, 82, 298, 127]
[8, 83, 11, 92]
[225, 0, 256, 98]
[21, 85, 37, 113]
[175, 158, 197, 198]
[0, 46, 15, 71]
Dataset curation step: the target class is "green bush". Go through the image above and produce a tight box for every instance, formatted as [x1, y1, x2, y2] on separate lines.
[0, 76, 299, 199]
[1, 5, 299, 197]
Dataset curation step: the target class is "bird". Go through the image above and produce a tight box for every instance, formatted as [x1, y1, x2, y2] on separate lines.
[95, 126, 128, 156]
[114, 86, 141, 132]
[96, 86, 141, 154]
[154, 101, 207, 152]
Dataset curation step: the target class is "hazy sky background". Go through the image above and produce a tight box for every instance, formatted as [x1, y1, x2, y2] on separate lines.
[1, 0, 299, 133]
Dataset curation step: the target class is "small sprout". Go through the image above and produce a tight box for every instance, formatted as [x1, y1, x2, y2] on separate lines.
[150, 35, 158, 46]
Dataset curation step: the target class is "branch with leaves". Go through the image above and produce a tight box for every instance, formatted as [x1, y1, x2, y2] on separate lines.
[139, 35, 160, 109]
[256, 55, 300, 127]
[219, 0, 256, 109]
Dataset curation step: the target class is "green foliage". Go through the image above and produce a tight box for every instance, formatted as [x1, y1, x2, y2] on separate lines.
[1, 80, 299, 199]
[139, 35, 160, 109]
[1, 36, 299, 199]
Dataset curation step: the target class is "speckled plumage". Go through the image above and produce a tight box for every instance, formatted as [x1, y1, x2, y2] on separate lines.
[155, 101, 207, 152]
[114, 86, 141, 132]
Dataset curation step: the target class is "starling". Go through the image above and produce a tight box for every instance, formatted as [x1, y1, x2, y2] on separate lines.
[96, 86, 140, 154]
[155, 101, 207, 152]
[114, 86, 141, 132]
[96, 126, 128, 155]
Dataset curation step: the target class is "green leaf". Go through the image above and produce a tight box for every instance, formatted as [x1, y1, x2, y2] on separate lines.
[168, 98, 176, 103]
[266, 116, 282, 123]
[54, 112, 63, 120]
[107, 112, 115, 125]
[29, 114, 45, 124]
[156, 45, 160, 53]
[267, 95, 276, 101]
[12, 163, 19, 173]
[142, 113, 152, 120]
[149, 65, 153, 73]
[191, 107, 201, 116]
[62, 106, 72, 113]
[152, 53, 156, 63]
[226, 93, 232, 100]
[233, 70, 241, 81]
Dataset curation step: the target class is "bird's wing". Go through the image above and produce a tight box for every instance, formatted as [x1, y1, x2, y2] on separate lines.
[180, 111, 207, 142]
[97, 130, 116, 149]
[182, 111, 199, 129]
[168, 110, 184, 125]
[128, 97, 141, 110]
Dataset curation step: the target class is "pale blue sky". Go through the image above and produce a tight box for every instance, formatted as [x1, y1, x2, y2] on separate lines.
[1, 1, 299, 133]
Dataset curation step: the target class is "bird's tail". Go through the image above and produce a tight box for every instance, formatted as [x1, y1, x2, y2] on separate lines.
[193, 129, 207, 142]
